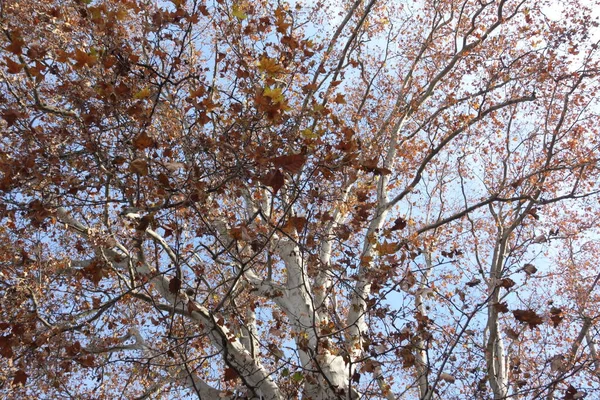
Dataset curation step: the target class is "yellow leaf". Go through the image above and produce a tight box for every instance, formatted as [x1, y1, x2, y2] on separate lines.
[257, 57, 284, 76]
[134, 87, 152, 100]
[115, 8, 128, 21]
[232, 4, 247, 20]
[263, 86, 284, 104]
[301, 128, 319, 139]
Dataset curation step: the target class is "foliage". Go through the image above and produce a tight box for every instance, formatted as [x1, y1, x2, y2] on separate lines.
[1, 0, 600, 398]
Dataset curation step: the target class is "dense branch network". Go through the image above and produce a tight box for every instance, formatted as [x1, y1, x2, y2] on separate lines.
[1, 0, 600, 399]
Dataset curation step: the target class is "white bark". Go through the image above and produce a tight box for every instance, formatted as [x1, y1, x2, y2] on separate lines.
[415, 253, 433, 400]
[314, 184, 352, 325]
[57, 207, 283, 400]
[485, 220, 510, 399]
[277, 239, 356, 399]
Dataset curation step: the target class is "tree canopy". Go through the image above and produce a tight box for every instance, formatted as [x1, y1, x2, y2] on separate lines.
[1, 0, 600, 398]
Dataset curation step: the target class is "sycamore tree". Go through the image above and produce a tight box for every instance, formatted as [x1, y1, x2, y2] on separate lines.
[2, 0, 600, 398]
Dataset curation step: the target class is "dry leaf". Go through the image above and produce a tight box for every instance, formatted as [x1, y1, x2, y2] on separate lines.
[129, 158, 149, 176]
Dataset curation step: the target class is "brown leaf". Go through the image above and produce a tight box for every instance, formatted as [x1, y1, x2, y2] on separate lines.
[5, 34, 25, 55]
[72, 48, 97, 69]
[301, 83, 318, 93]
[527, 207, 540, 220]
[0, 335, 14, 358]
[522, 263, 537, 275]
[270, 153, 307, 174]
[361, 359, 380, 373]
[223, 367, 239, 382]
[1, 108, 25, 127]
[133, 131, 155, 150]
[361, 158, 391, 176]
[400, 270, 416, 292]
[333, 93, 346, 104]
[284, 216, 307, 233]
[4, 57, 23, 74]
[390, 217, 407, 232]
[375, 241, 397, 255]
[157, 172, 171, 187]
[532, 234, 547, 244]
[550, 354, 565, 372]
[66, 341, 82, 356]
[77, 355, 95, 368]
[164, 162, 185, 172]
[466, 278, 481, 287]
[113, 156, 127, 166]
[12, 369, 27, 386]
[82, 261, 105, 285]
[505, 328, 520, 340]
[493, 302, 510, 313]
[136, 214, 154, 231]
[229, 226, 251, 242]
[440, 372, 455, 383]
[129, 158, 149, 176]
[260, 169, 285, 194]
[400, 347, 415, 368]
[169, 276, 182, 294]
[497, 278, 516, 289]
[188, 301, 200, 314]
[513, 309, 544, 329]
[549, 307, 564, 328]
[564, 384, 583, 400]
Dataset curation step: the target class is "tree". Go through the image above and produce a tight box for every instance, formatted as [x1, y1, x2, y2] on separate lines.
[1, 0, 600, 398]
